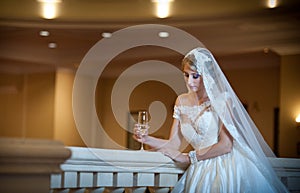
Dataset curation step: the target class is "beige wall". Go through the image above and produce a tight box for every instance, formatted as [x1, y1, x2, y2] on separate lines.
[0, 72, 55, 139]
[0, 70, 84, 146]
[0, 73, 24, 137]
[279, 54, 300, 157]
[54, 69, 85, 146]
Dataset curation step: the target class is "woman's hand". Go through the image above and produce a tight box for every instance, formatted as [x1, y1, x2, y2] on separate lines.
[132, 124, 148, 143]
[158, 148, 190, 164]
[132, 132, 148, 143]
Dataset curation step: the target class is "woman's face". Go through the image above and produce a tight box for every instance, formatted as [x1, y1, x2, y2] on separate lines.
[183, 63, 203, 92]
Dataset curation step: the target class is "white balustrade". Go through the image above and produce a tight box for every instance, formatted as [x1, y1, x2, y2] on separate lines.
[50, 147, 187, 193]
[0, 138, 299, 193]
[269, 158, 300, 192]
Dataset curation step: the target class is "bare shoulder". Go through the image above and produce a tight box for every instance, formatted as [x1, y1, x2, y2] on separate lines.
[175, 93, 191, 106]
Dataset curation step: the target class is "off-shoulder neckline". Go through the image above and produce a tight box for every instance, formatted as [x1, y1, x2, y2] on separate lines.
[175, 100, 210, 108]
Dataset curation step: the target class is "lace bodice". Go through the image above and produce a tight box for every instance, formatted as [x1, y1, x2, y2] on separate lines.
[173, 101, 219, 150]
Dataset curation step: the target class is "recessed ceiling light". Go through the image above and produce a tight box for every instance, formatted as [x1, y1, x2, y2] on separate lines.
[158, 31, 169, 38]
[48, 42, 57, 48]
[37, 0, 62, 19]
[39, 30, 50, 37]
[152, 0, 174, 18]
[102, 32, 112, 38]
[37, 0, 62, 2]
[267, 0, 278, 8]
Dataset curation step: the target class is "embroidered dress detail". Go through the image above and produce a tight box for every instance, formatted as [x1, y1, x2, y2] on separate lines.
[173, 101, 219, 151]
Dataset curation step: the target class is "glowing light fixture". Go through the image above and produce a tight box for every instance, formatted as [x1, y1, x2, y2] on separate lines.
[39, 30, 50, 36]
[296, 114, 300, 129]
[38, 0, 62, 19]
[102, 32, 112, 38]
[158, 31, 169, 38]
[48, 42, 57, 48]
[267, 0, 278, 8]
[152, 0, 174, 18]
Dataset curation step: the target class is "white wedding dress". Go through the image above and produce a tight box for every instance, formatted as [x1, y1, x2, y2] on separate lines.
[171, 100, 277, 193]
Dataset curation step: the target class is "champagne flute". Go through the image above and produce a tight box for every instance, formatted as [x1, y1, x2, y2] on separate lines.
[135, 110, 149, 151]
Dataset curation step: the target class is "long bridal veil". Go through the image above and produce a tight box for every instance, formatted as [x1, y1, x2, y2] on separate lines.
[184, 47, 289, 193]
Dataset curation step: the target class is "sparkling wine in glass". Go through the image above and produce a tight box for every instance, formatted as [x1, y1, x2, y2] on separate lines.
[136, 110, 149, 150]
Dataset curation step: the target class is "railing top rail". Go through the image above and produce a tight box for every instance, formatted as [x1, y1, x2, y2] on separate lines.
[64, 146, 188, 173]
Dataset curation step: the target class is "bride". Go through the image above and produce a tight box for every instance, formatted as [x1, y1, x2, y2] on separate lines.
[133, 47, 289, 193]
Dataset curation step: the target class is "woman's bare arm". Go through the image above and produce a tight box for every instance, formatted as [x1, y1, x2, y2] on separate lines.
[195, 124, 233, 161]
[163, 123, 233, 164]
[133, 118, 183, 151]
